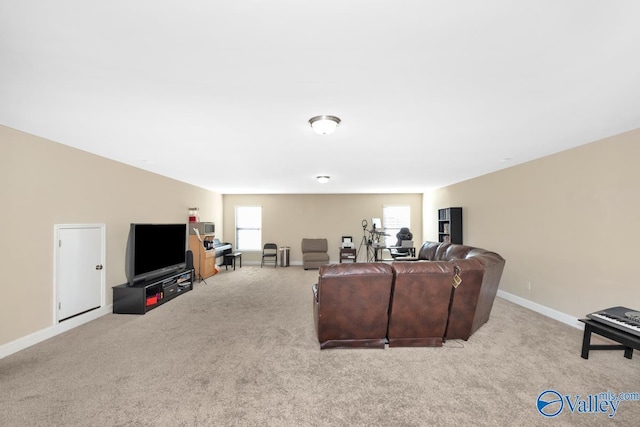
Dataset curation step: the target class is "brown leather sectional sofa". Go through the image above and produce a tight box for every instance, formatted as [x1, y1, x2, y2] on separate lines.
[311, 241, 505, 349]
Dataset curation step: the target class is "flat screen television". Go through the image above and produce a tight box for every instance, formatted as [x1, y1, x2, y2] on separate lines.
[125, 223, 187, 286]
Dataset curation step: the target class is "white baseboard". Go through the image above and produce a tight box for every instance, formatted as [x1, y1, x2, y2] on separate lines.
[0, 305, 112, 359]
[497, 290, 583, 330]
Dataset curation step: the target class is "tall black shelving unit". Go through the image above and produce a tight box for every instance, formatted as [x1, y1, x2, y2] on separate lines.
[438, 207, 463, 244]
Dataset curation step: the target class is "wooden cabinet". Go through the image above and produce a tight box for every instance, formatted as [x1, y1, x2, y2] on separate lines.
[202, 248, 216, 277]
[339, 247, 357, 263]
[189, 234, 217, 280]
[438, 207, 463, 244]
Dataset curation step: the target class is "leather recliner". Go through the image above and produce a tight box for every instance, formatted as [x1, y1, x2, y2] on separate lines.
[387, 261, 455, 347]
[313, 263, 394, 349]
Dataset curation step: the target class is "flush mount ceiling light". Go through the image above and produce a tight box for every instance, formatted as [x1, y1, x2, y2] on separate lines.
[309, 115, 341, 135]
[316, 175, 330, 184]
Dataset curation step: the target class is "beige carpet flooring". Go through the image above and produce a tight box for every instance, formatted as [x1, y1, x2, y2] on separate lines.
[1, 265, 639, 426]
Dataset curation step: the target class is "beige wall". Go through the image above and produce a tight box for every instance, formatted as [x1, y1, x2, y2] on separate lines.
[5, 119, 639, 349]
[424, 128, 640, 319]
[223, 194, 423, 264]
[0, 125, 222, 346]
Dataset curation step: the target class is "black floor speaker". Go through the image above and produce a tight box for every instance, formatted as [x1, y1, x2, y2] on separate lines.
[186, 250, 194, 271]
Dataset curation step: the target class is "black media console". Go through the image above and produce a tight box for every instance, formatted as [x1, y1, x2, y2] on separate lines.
[113, 269, 194, 314]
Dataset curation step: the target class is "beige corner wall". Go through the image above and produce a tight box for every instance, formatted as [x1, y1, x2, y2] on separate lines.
[423, 128, 640, 319]
[0, 125, 222, 346]
[222, 194, 423, 264]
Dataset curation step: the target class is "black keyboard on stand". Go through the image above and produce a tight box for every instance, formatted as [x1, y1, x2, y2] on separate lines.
[587, 306, 640, 338]
[213, 239, 233, 264]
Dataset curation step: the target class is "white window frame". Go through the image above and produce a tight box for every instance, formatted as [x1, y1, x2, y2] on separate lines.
[235, 206, 262, 251]
[383, 205, 411, 247]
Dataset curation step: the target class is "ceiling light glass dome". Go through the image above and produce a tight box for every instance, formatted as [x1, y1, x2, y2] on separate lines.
[309, 115, 341, 135]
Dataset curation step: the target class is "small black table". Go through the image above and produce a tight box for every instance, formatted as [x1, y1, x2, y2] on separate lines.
[579, 318, 640, 359]
[224, 252, 242, 271]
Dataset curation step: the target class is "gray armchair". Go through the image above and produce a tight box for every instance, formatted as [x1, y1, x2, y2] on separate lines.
[301, 238, 329, 270]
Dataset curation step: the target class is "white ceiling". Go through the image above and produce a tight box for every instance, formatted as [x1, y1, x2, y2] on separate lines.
[2, 1, 640, 194]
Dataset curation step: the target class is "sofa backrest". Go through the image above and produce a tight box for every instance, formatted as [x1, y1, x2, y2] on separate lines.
[434, 242, 451, 260]
[417, 241, 440, 260]
[438, 243, 476, 260]
[301, 238, 328, 253]
[315, 263, 394, 348]
[420, 241, 499, 262]
[388, 261, 455, 347]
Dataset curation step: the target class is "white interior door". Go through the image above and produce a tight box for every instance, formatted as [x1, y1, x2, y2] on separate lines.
[56, 225, 105, 322]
